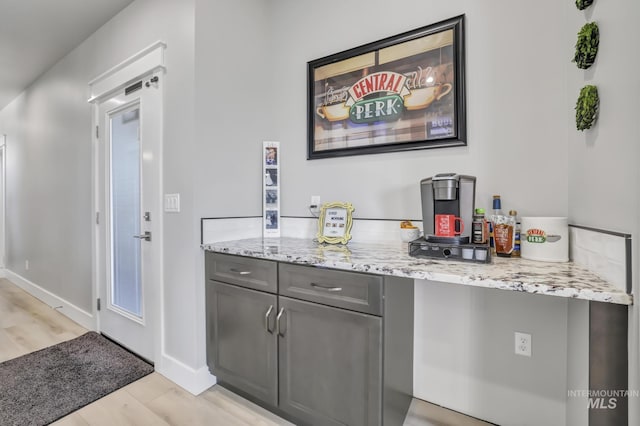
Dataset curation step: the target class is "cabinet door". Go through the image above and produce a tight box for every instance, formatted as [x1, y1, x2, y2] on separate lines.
[278, 296, 382, 426]
[206, 280, 278, 406]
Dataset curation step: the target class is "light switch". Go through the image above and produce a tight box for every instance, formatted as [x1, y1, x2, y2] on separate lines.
[164, 193, 180, 212]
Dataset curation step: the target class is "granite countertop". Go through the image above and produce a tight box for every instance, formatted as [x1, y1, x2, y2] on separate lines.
[202, 237, 633, 305]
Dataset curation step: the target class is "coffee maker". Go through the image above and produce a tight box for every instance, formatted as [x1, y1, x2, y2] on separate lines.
[420, 173, 476, 242]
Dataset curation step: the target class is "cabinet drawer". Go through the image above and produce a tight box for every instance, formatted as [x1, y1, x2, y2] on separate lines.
[279, 263, 382, 315]
[206, 252, 277, 294]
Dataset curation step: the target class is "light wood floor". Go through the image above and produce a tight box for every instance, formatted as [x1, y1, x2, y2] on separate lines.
[0, 278, 491, 426]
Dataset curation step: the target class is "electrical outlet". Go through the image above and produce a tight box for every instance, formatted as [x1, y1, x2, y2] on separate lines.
[310, 196, 321, 216]
[25, 260, 29, 271]
[515, 332, 532, 357]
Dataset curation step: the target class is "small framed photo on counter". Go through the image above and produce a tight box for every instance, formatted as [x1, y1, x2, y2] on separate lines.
[317, 202, 354, 244]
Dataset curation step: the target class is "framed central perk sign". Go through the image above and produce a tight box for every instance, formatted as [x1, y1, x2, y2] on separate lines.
[307, 15, 466, 159]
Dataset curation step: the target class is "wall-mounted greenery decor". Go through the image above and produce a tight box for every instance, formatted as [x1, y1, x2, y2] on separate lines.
[575, 0, 594, 10]
[573, 22, 599, 69]
[575, 85, 599, 131]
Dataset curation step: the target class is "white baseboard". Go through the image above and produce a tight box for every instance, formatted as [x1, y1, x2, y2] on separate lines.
[4, 270, 95, 330]
[156, 353, 217, 395]
[0, 268, 6, 278]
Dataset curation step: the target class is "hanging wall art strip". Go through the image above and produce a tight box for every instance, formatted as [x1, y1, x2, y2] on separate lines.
[263, 141, 280, 237]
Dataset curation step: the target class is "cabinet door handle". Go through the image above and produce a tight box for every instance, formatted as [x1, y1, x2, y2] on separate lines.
[310, 282, 343, 292]
[276, 308, 286, 337]
[229, 268, 252, 275]
[265, 305, 274, 334]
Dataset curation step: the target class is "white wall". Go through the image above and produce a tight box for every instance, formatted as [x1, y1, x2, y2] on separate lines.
[246, 1, 572, 424]
[0, 48, 94, 311]
[194, 0, 276, 218]
[269, 0, 569, 220]
[566, 0, 640, 422]
[567, 1, 640, 231]
[414, 282, 571, 425]
[1, 0, 636, 422]
[194, 1, 587, 424]
[195, 0, 636, 424]
[0, 0, 204, 390]
[192, 0, 275, 374]
[194, 0, 570, 221]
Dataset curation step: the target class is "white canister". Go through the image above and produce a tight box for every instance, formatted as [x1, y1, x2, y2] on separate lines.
[520, 217, 569, 262]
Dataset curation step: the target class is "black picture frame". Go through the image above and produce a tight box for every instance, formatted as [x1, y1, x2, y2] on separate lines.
[307, 15, 466, 160]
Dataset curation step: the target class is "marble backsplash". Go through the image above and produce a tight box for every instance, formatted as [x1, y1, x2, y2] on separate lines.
[201, 216, 421, 244]
[569, 225, 631, 293]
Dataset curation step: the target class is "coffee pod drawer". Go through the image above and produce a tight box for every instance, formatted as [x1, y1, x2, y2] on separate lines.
[278, 263, 383, 316]
[408, 239, 491, 263]
[206, 252, 277, 294]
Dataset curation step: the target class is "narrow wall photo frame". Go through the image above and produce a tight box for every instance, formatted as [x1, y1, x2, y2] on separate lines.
[263, 141, 280, 237]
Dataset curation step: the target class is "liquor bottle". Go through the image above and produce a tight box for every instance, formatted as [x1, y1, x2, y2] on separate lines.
[489, 195, 503, 253]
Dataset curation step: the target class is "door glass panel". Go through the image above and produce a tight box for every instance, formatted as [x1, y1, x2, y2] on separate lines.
[110, 107, 142, 317]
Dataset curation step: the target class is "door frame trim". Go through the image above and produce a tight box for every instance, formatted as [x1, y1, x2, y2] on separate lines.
[88, 41, 166, 103]
[89, 41, 165, 363]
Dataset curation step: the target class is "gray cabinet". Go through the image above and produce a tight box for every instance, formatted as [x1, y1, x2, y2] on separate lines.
[278, 296, 382, 426]
[205, 252, 277, 293]
[205, 252, 414, 426]
[279, 262, 383, 315]
[205, 280, 278, 405]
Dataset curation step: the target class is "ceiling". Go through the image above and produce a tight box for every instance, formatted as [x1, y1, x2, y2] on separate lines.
[0, 0, 135, 110]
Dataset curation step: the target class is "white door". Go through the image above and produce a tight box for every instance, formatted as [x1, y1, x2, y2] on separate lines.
[96, 75, 162, 361]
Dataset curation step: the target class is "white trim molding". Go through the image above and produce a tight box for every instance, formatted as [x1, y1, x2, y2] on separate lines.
[90, 40, 166, 365]
[5, 270, 95, 330]
[88, 41, 166, 103]
[156, 353, 216, 396]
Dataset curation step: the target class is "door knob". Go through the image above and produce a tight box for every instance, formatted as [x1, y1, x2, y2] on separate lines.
[133, 231, 152, 242]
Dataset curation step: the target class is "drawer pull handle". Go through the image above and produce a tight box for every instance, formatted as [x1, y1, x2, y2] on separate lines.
[265, 305, 274, 334]
[276, 308, 286, 337]
[310, 283, 343, 292]
[229, 268, 252, 275]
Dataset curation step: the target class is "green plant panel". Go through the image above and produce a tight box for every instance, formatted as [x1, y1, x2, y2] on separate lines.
[572, 22, 599, 69]
[575, 85, 599, 131]
[576, 0, 594, 11]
